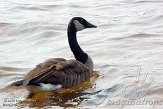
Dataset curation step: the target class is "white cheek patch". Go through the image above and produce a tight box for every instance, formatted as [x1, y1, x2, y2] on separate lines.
[73, 20, 85, 31]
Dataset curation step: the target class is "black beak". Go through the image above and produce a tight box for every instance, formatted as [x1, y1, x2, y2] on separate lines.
[86, 22, 97, 28]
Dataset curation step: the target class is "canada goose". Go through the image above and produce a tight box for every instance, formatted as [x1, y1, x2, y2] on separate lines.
[11, 17, 97, 92]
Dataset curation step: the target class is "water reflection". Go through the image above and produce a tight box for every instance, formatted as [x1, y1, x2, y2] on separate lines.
[19, 71, 99, 108]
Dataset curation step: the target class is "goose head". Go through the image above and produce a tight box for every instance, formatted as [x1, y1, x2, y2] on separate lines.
[68, 17, 97, 32]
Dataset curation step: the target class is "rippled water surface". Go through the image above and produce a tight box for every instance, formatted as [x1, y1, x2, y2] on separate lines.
[0, 0, 163, 109]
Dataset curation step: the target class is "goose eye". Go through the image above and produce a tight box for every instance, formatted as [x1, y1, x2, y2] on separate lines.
[80, 19, 84, 22]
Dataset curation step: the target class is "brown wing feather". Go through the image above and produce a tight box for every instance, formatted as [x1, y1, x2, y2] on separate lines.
[23, 59, 91, 88]
[23, 58, 66, 80]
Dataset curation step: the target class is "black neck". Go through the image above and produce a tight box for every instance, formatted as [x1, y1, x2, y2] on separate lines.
[67, 26, 88, 63]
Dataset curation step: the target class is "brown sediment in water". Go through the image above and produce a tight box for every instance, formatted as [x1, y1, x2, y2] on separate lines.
[19, 71, 99, 108]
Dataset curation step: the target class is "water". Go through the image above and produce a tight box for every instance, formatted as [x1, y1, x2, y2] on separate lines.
[0, 0, 163, 108]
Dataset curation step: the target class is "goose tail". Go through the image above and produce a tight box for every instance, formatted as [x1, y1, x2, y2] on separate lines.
[10, 80, 24, 86]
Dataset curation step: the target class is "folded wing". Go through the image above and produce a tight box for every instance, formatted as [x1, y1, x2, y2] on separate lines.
[23, 58, 91, 88]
